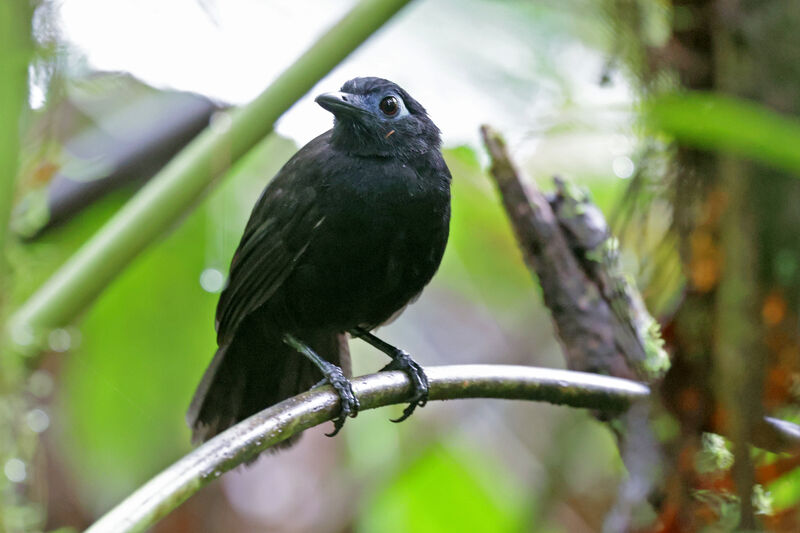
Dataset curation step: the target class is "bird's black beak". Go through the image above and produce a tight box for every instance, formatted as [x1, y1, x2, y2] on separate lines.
[315, 91, 366, 118]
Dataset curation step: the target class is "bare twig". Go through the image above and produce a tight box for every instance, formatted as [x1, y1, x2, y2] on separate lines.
[84, 364, 650, 533]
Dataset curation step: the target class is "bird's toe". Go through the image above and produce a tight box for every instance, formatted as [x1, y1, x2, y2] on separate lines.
[321, 363, 359, 437]
[382, 350, 429, 423]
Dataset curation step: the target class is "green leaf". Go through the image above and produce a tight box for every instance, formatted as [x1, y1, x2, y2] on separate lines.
[767, 466, 800, 511]
[646, 91, 800, 175]
[357, 443, 525, 533]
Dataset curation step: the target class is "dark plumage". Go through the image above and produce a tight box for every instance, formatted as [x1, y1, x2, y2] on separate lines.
[187, 77, 452, 446]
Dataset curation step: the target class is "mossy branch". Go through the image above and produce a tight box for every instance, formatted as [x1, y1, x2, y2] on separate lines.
[480, 124, 668, 382]
[84, 364, 650, 533]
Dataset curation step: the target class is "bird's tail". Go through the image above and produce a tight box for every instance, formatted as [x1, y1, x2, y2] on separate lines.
[187, 329, 349, 447]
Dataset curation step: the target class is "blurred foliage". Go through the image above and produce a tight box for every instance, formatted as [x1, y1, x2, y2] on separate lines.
[647, 91, 800, 176]
[358, 443, 525, 533]
[437, 146, 535, 312]
[769, 466, 800, 512]
[630, 0, 800, 530]
[1, 3, 40, 532]
[0, 0, 33, 261]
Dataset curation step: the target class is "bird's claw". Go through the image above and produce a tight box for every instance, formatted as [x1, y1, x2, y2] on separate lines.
[319, 362, 359, 437]
[381, 350, 429, 423]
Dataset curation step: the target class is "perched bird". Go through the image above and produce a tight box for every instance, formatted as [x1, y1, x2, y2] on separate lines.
[187, 77, 452, 446]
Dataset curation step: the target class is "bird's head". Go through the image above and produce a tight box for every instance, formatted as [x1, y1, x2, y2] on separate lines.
[316, 77, 441, 158]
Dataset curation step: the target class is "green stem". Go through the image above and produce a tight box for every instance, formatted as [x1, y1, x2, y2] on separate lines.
[0, 1, 32, 288]
[9, 0, 413, 341]
[84, 364, 651, 533]
[0, 4, 35, 529]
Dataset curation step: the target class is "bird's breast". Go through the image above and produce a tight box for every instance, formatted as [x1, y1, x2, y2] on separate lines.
[285, 160, 450, 330]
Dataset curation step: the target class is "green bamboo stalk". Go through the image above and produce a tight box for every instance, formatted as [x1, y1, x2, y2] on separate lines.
[84, 365, 652, 533]
[0, 1, 32, 281]
[9, 0, 414, 341]
[0, 5, 36, 529]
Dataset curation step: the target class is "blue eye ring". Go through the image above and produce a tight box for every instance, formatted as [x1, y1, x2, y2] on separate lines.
[379, 95, 399, 116]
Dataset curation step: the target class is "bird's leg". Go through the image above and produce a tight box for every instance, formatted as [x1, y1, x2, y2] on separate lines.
[349, 327, 429, 423]
[283, 333, 359, 437]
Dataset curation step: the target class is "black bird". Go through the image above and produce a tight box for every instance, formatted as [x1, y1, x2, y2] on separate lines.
[187, 77, 452, 445]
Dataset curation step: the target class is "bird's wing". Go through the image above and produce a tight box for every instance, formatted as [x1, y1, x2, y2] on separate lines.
[215, 143, 327, 344]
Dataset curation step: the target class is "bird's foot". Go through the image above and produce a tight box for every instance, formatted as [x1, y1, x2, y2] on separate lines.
[381, 350, 429, 423]
[317, 362, 360, 437]
[283, 333, 359, 437]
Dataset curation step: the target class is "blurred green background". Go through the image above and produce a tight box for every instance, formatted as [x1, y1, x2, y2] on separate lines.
[9, 0, 779, 531]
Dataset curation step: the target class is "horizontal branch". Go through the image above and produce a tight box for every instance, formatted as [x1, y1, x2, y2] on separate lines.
[84, 364, 650, 533]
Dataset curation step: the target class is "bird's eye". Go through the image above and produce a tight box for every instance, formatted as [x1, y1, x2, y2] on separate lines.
[379, 96, 399, 116]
